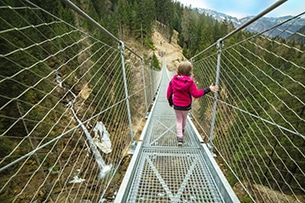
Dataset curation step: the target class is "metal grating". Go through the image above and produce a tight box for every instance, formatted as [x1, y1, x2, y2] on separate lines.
[115, 65, 239, 203]
[144, 115, 199, 148]
[126, 148, 224, 202]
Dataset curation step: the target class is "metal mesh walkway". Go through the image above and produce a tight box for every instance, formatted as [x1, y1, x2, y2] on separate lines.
[115, 61, 239, 202]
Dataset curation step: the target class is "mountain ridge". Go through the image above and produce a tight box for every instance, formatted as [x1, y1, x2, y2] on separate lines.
[196, 8, 305, 39]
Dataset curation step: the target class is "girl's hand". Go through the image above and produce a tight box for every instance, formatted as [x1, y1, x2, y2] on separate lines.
[210, 85, 219, 93]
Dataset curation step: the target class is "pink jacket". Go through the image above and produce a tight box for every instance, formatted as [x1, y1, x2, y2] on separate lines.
[166, 74, 206, 108]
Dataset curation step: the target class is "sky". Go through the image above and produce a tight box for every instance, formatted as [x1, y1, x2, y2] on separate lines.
[175, 0, 305, 18]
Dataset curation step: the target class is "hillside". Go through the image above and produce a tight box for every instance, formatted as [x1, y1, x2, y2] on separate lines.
[151, 27, 185, 71]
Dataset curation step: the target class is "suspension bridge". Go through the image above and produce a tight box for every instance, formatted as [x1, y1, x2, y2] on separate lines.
[0, 0, 304, 202]
[115, 60, 239, 202]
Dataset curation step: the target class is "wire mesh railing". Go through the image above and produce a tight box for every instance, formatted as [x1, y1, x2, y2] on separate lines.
[190, 4, 305, 202]
[0, 0, 160, 202]
[1, 0, 304, 202]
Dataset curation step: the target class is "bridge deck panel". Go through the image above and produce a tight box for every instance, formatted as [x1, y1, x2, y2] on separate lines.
[115, 64, 239, 203]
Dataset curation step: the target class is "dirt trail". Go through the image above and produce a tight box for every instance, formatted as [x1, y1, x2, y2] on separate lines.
[151, 28, 185, 71]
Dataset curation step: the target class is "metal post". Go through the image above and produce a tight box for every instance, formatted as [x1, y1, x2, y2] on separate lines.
[141, 59, 148, 117]
[149, 63, 154, 102]
[147, 62, 154, 118]
[119, 41, 136, 153]
[208, 39, 223, 155]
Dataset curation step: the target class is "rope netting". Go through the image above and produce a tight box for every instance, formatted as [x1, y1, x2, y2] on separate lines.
[0, 0, 160, 202]
[191, 11, 305, 202]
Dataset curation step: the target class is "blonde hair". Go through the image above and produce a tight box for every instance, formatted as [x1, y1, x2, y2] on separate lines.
[177, 61, 193, 76]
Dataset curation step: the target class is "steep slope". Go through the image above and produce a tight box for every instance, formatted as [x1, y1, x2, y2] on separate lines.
[151, 26, 185, 71]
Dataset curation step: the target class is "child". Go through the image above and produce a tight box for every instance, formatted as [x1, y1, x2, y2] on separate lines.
[166, 61, 219, 144]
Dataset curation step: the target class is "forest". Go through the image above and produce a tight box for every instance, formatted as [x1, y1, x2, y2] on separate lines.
[0, 0, 304, 202]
